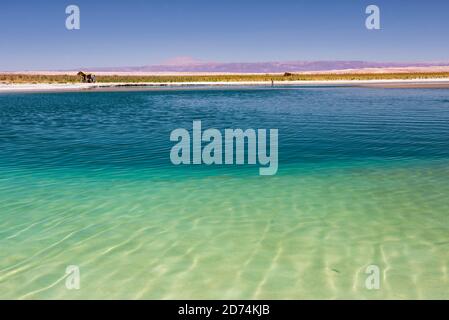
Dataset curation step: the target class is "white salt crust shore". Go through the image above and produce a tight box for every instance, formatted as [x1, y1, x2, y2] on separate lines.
[1, 78, 449, 93]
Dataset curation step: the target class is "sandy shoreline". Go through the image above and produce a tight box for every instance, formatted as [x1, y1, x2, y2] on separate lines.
[1, 78, 449, 93]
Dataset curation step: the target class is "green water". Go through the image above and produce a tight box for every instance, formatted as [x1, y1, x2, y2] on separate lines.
[0, 87, 448, 299]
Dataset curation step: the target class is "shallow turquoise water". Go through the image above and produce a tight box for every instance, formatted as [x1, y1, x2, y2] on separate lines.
[0, 87, 449, 299]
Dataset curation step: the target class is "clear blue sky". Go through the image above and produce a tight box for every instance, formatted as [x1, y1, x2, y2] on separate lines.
[1, 0, 448, 70]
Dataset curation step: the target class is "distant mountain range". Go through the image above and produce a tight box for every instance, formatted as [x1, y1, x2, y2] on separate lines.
[81, 60, 449, 74]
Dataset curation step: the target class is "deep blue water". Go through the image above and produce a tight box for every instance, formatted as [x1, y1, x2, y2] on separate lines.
[1, 87, 449, 173]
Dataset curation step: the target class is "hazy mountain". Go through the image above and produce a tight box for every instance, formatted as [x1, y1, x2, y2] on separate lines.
[83, 60, 449, 74]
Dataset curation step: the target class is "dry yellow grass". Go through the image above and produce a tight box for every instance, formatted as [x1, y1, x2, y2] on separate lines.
[1, 72, 449, 84]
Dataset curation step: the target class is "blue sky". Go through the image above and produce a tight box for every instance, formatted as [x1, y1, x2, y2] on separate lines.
[1, 0, 449, 70]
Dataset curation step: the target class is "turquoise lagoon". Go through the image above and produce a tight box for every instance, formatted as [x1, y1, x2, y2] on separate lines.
[0, 87, 448, 299]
